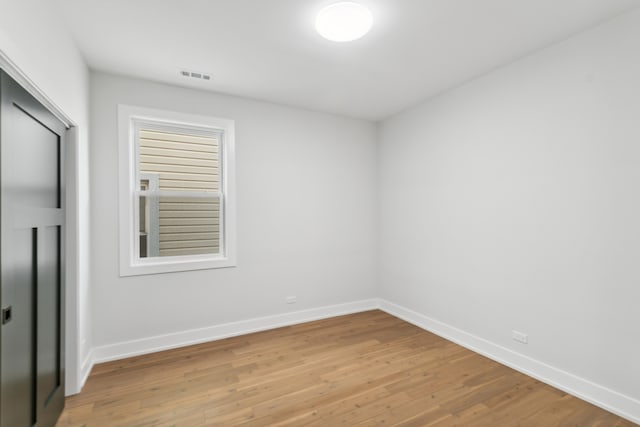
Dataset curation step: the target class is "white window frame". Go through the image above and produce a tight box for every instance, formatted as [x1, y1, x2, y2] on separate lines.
[118, 104, 236, 276]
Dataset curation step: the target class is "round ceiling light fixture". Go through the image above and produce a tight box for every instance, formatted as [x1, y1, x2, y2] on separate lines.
[315, 2, 373, 42]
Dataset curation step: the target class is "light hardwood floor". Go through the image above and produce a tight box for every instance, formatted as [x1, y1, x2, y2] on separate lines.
[57, 311, 636, 426]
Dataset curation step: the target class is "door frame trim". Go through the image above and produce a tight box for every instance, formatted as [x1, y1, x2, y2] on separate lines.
[0, 47, 84, 396]
[0, 49, 73, 129]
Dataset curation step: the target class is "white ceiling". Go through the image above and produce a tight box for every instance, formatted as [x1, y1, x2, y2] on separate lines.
[57, 0, 639, 121]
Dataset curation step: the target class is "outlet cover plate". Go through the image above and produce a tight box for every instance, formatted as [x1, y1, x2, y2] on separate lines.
[512, 330, 528, 344]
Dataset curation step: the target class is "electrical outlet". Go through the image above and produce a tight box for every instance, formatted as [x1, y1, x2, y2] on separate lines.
[512, 330, 528, 344]
[285, 296, 297, 304]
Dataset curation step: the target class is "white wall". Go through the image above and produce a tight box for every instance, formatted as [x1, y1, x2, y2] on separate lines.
[4, 2, 638, 418]
[379, 8, 640, 419]
[0, 0, 91, 394]
[90, 72, 377, 355]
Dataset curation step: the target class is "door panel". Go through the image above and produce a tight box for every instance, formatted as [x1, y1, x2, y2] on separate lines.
[0, 228, 36, 427]
[11, 106, 60, 209]
[37, 226, 61, 413]
[1, 70, 66, 427]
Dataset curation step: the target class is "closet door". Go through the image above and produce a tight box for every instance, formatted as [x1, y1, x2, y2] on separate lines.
[0, 71, 66, 427]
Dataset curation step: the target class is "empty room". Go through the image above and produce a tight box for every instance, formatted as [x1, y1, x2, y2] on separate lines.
[0, 0, 639, 425]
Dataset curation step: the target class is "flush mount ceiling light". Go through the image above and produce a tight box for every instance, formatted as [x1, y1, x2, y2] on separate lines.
[315, 2, 373, 42]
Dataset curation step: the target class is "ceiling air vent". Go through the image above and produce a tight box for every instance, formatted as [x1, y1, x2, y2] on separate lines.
[180, 70, 211, 81]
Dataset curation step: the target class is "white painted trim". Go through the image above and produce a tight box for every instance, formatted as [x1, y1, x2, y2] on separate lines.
[117, 104, 237, 276]
[77, 348, 95, 394]
[82, 297, 640, 424]
[0, 49, 74, 128]
[378, 299, 640, 425]
[92, 299, 380, 364]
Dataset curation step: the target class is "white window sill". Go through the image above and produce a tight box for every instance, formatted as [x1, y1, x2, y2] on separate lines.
[120, 255, 236, 277]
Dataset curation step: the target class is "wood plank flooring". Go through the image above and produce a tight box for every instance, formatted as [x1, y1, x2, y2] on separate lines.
[56, 311, 636, 426]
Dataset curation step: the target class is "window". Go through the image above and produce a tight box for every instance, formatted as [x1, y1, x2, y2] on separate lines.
[118, 105, 236, 276]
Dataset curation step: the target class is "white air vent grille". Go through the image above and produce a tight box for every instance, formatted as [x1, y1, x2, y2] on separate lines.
[180, 70, 211, 81]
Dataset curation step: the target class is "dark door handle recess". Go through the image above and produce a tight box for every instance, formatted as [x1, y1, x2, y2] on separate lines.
[1, 306, 12, 325]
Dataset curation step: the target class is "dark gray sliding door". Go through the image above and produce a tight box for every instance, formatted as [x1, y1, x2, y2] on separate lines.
[0, 70, 66, 427]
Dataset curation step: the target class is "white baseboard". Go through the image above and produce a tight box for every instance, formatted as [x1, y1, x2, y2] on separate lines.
[80, 348, 94, 390]
[378, 299, 640, 425]
[79, 296, 640, 424]
[91, 299, 379, 365]
[67, 347, 94, 395]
